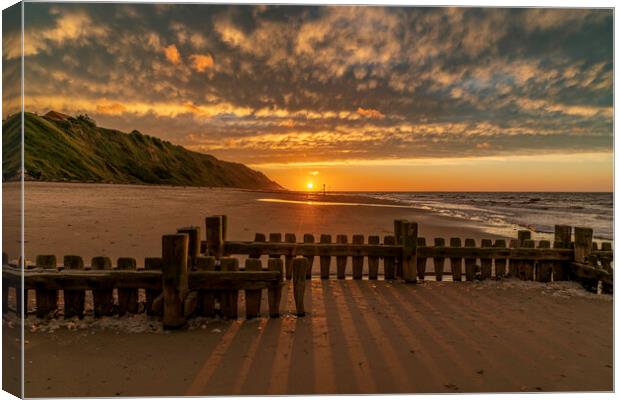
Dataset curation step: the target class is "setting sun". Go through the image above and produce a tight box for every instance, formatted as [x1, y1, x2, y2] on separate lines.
[306, 182, 314, 190]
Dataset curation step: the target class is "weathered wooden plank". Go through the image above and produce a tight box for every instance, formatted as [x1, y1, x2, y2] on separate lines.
[599, 242, 612, 273]
[269, 233, 282, 260]
[352, 235, 364, 280]
[464, 238, 476, 281]
[433, 238, 446, 282]
[144, 257, 163, 316]
[268, 258, 284, 317]
[195, 256, 216, 317]
[284, 233, 296, 280]
[162, 234, 189, 329]
[35, 255, 58, 318]
[553, 225, 572, 281]
[117, 257, 139, 315]
[244, 258, 262, 319]
[383, 235, 396, 279]
[304, 234, 315, 279]
[251, 233, 266, 259]
[205, 216, 225, 259]
[449, 238, 462, 282]
[517, 230, 531, 247]
[508, 239, 519, 278]
[336, 234, 348, 279]
[574, 227, 593, 264]
[63, 255, 85, 319]
[91, 256, 114, 317]
[177, 226, 201, 268]
[416, 237, 427, 281]
[521, 240, 535, 281]
[219, 257, 239, 319]
[480, 240, 492, 280]
[569, 262, 612, 285]
[402, 223, 418, 283]
[223, 241, 575, 260]
[535, 241, 552, 282]
[493, 240, 507, 279]
[368, 235, 380, 280]
[292, 256, 308, 316]
[320, 234, 332, 279]
[394, 219, 406, 278]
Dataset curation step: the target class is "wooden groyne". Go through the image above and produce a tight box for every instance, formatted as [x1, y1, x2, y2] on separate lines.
[2, 216, 614, 328]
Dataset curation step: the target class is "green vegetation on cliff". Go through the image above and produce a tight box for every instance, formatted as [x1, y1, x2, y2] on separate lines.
[2, 112, 282, 190]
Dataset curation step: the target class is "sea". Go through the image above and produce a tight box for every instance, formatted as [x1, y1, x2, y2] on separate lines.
[350, 192, 613, 241]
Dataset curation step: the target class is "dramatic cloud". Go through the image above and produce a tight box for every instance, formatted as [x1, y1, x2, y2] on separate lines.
[12, 4, 612, 169]
[163, 44, 181, 64]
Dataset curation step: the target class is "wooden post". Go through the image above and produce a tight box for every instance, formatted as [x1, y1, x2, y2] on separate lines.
[536, 241, 552, 282]
[195, 256, 216, 317]
[394, 219, 406, 278]
[521, 240, 535, 280]
[220, 257, 239, 319]
[508, 239, 519, 277]
[2, 253, 8, 313]
[464, 238, 476, 281]
[320, 234, 332, 279]
[368, 235, 380, 280]
[303, 234, 315, 279]
[336, 234, 348, 279]
[416, 237, 427, 281]
[245, 258, 262, 319]
[64, 255, 85, 319]
[433, 238, 446, 281]
[268, 258, 284, 317]
[284, 233, 296, 280]
[480, 240, 492, 280]
[292, 256, 308, 316]
[449, 238, 462, 282]
[352, 234, 364, 280]
[402, 223, 418, 283]
[574, 227, 593, 264]
[91, 256, 114, 317]
[517, 230, 531, 247]
[35, 255, 57, 318]
[553, 225, 572, 281]
[162, 234, 189, 329]
[383, 235, 396, 279]
[269, 233, 282, 260]
[117, 257, 139, 315]
[205, 216, 224, 259]
[493, 240, 507, 279]
[177, 226, 201, 269]
[252, 233, 266, 259]
[144, 257, 163, 316]
[600, 242, 612, 273]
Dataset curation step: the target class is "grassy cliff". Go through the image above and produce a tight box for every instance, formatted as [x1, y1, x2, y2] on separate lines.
[2, 112, 282, 190]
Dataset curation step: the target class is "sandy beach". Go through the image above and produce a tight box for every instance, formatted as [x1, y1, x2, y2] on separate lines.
[2, 182, 613, 395]
[7, 279, 612, 396]
[4, 182, 508, 265]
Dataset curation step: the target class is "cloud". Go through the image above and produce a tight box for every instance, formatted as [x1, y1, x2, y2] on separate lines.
[15, 4, 612, 167]
[190, 54, 214, 72]
[163, 44, 181, 64]
[357, 107, 385, 119]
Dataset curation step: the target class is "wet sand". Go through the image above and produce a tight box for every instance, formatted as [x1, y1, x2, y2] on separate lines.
[5, 182, 507, 265]
[14, 279, 612, 396]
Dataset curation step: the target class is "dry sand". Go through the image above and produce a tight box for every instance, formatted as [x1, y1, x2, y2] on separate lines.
[1, 182, 613, 396]
[6, 279, 612, 396]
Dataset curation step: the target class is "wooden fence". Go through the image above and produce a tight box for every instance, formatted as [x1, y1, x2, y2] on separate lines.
[2, 215, 614, 328]
[3, 230, 309, 328]
[201, 217, 613, 291]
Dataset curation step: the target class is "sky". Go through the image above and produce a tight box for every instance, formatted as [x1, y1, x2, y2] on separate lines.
[2, 4, 613, 191]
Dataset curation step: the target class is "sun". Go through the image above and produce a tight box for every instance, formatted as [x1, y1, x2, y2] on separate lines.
[306, 182, 314, 190]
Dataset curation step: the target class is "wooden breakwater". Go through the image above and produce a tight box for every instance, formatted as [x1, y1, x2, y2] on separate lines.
[2, 216, 614, 328]
[202, 217, 612, 291]
[3, 224, 309, 328]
